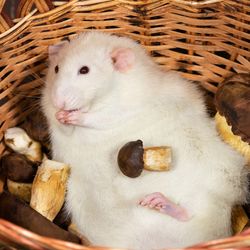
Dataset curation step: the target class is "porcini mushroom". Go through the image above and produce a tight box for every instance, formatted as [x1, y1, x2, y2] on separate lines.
[4, 127, 43, 162]
[21, 109, 50, 145]
[0, 191, 82, 244]
[215, 73, 250, 144]
[53, 203, 71, 230]
[1, 153, 38, 202]
[118, 140, 172, 178]
[1, 153, 37, 183]
[30, 159, 70, 221]
[215, 73, 250, 161]
[7, 179, 32, 202]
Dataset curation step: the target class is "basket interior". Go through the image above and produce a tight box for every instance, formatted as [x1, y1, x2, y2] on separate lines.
[0, 1, 249, 249]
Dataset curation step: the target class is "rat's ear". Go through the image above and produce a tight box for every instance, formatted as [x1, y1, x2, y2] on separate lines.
[111, 48, 135, 73]
[48, 41, 68, 60]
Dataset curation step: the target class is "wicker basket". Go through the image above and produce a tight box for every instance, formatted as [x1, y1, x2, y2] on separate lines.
[0, 0, 250, 249]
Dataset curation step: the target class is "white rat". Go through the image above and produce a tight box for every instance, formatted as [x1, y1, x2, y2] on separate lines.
[42, 31, 248, 249]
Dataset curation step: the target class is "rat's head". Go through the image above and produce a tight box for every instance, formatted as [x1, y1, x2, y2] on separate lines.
[43, 31, 152, 128]
[45, 32, 147, 111]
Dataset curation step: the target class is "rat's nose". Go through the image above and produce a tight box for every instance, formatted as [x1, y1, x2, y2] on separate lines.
[52, 84, 70, 110]
[52, 90, 65, 110]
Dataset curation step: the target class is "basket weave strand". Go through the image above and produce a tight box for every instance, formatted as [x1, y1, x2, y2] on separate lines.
[17, 0, 55, 17]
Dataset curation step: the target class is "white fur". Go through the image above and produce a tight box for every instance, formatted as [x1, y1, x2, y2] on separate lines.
[42, 32, 248, 249]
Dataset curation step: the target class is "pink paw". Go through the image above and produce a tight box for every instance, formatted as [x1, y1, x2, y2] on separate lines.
[139, 192, 189, 222]
[56, 110, 83, 125]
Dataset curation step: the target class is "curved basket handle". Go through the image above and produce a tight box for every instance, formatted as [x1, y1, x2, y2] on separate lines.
[17, 0, 55, 18]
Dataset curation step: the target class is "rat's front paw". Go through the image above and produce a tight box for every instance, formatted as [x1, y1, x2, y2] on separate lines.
[139, 192, 190, 222]
[56, 110, 84, 126]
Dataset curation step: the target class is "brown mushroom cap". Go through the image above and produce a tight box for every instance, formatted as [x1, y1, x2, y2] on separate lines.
[0, 153, 38, 183]
[117, 140, 144, 178]
[0, 191, 81, 244]
[21, 109, 52, 157]
[53, 203, 71, 230]
[215, 73, 250, 144]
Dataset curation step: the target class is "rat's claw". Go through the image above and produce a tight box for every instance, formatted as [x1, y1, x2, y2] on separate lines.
[139, 192, 166, 206]
[56, 111, 67, 120]
[64, 111, 80, 124]
[56, 110, 83, 125]
[148, 197, 167, 208]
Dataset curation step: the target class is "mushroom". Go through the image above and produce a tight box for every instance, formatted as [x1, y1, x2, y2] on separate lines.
[0, 153, 38, 183]
[215, 73, 250, 144]
[53, 203, 71, 230]
[117, 140, 172, 178]
[30, 159, 70, 221]
[21, 109, 50, 145]
[0, 191, 82, 244]
[4, 127, 43, 162]
[215, 73, 250, 162]
[0, 152, 38, 202]
[7, 179, 32, 202]
[21, 109, 51, 158]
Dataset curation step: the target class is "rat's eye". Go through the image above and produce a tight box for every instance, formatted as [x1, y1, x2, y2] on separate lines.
[79, 66, 89, 74]
[55, 65, 59, 73]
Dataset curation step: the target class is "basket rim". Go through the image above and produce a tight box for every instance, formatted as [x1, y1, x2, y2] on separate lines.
[0, 0, 232, 39]
[1, 218, 250, 250]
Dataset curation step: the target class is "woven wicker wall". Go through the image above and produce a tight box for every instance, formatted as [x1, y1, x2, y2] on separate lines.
[0, 0, 249, 156]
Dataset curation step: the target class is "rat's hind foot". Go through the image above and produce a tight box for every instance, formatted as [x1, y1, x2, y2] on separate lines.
[139, 192, 190, 222]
